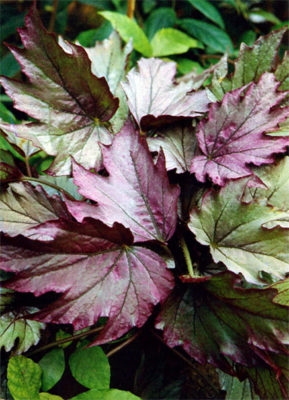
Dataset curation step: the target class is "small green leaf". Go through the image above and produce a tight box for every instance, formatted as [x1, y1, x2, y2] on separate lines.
[7, 356, 42, 400]
[179, 19, 233, 53]
[142, 0, 157, 14]
[187, 0, 225, 29]
[76, 21, 113, 47]
[0, 52, 21, 77]
[151, 28, 203, 57]
[39, 348, 65, 391]
[69, 346, 110, 389]
[239, 30, 257, 46]
[144, 7, 176, 40]
[39, 393, 64, 400]
[99, 11, 152, 56]
[177, 59, 204, 75]
[0, 102, 17, 123]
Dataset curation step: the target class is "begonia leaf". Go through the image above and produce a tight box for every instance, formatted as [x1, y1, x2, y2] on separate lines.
[188, 176, 289, 283]
[82, 32, 132, 94]
[191, 73, 289, 186]
[122, 58, 210, 130]
[0, 7, 118, 175]
[209, 28, 287, 100]
[67, 121, 179, 243]
[0, 182, 70, 238]
[271, 279, 289, 306]
[232, 28, 286, 90]
[81, 32, 132, 133]
[0, 307, 45, 354]
[0, 218, 174, 345]
[156, 272, 289, 375]
[275, 51, 289, 92]
[147, 123, 197, 173]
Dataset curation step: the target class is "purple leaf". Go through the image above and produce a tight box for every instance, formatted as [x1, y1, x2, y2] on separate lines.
[0, 218, 174, 344]
[66, 120, 180, 243]
[156, 272, 289, 376]
[0, 7, 118, 175]
[122, 58, 210, 130]
[191, 73, 289, 186]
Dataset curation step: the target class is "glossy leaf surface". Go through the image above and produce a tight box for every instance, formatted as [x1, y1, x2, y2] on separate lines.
[191, 73, 289, 185]
[0, 8, 118, 175]
[156, 272, 289, 373]
[1, 219, 174, 345]
[122, 58, 209, 130]
[189, 176, 289, 283]
[67, 121, 179, 243]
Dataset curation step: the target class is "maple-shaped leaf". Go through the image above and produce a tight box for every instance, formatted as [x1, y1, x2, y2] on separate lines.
[0, 7, 118, 175]
[147, 123, 197, 174]
[0, 308, 45, 354]
[0, 182, 70, 238]
[191, 73, 289, 186]
[122, 58, 210, 130]
[66, 120, 180, 243]
[156, 272, 289, 375]
[188, 177, 289, 283]
[0, 218, 174, 345]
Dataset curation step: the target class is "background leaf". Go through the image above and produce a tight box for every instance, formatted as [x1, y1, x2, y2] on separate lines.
[7, 355, 42, 400]
[179, 19, 233, 53]
[144, 7, 176, 40]
[69, 346, 110, 389]
[39, 348, 65, 391]
[99, 11, 152, 56]
[151, 28, 203, 57]
[187, 0, 225, 29]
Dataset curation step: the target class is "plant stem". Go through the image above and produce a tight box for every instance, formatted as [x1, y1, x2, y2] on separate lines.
[127, 0, 136, 19]
[180, 237, 197, 278]
[20, 176, 75, 201]
[151, 330, 220, 396]
[24, 156, 32, 177]
[26, 325, 104, 356]
[48, 0, 59, 32]
[106, 330, 141, 358]
[200, 54, 235, 66]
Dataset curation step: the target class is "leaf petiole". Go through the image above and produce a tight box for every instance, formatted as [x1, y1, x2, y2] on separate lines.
[180, 237, 199, 278]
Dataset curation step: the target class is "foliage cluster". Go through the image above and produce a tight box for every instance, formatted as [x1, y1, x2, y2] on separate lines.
[1, 1, 289, 399]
